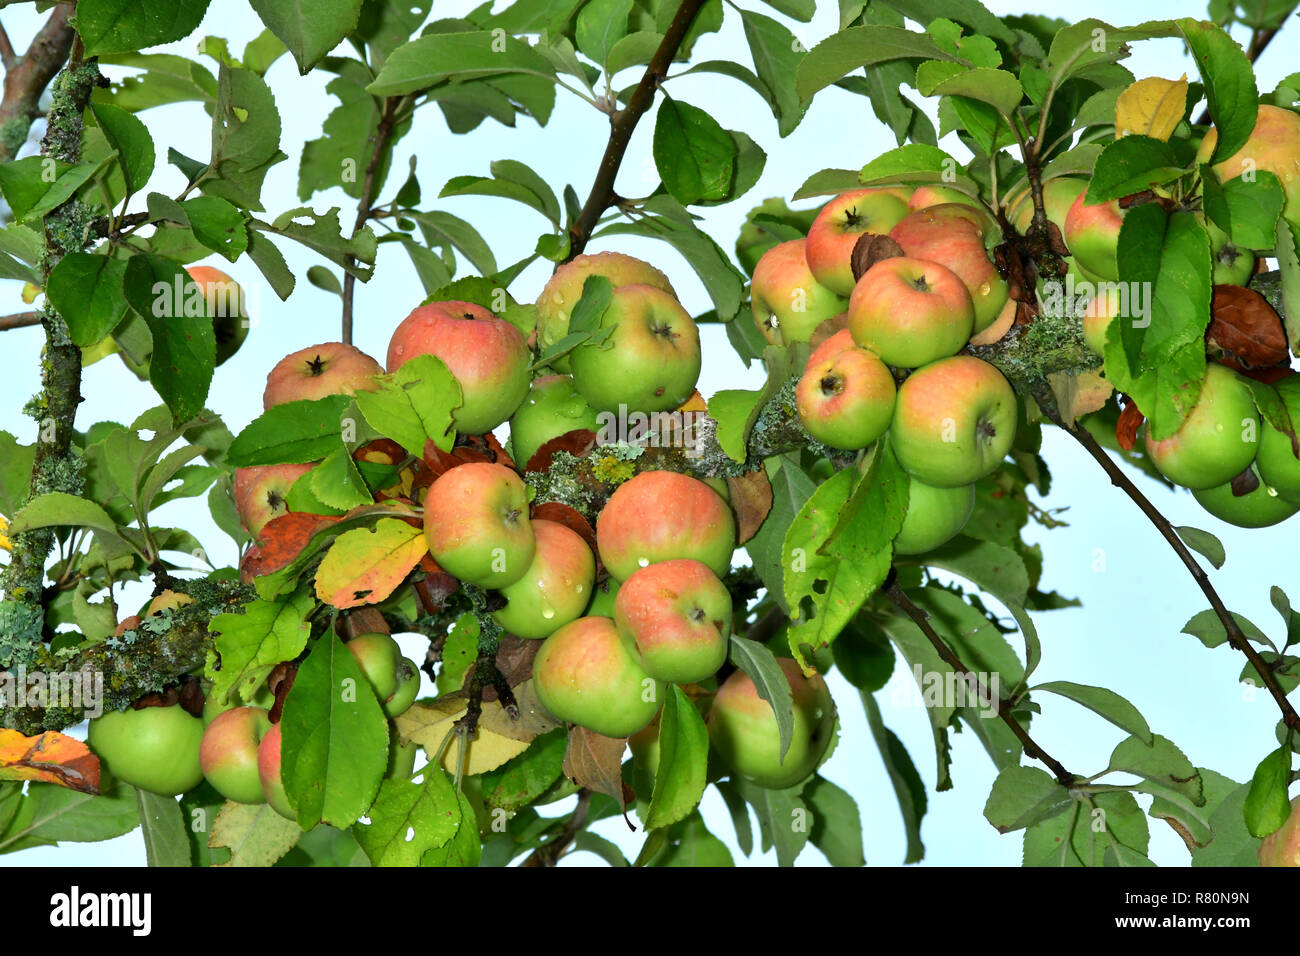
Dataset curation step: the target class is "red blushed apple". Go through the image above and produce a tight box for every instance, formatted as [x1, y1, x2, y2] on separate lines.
[908, 184, 972, 210]
[493, 519, 596, 639]
[805, 189, 910, 296]
[614, 558, 732, 683]
[186, 265, 248, 365]
[1198, 104, 1300, 228]
[1143, 363, 1259, 490]
[262, 342, 383, 409]
[848, 256, 974, 368]
[200, 706, 271, 804]
[1064, 192, 1124, 282]
[596, 470, 736, 580]
[423, 461, 535, 589]
[257, 722, 294, 820]
[535, 251, 676, 369]
[234, 462, 315, 535]
[568, 284, 701, 415]
[796, 344, 896, 450]
[1007, 177, 1087, 234]
[806, 327, 855, 367]
[889, 204, 1007, 333]
[1081, 285, 1122, 355]
[750, 239, 848, 346]
[386, 300, 531, 435]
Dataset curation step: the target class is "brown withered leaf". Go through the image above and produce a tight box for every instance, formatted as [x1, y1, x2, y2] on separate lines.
[0, 730, 100, 794]
[531, 500, 599, 560]
[1230, 465, 1260, 497]
[419, 432, 516, 486]
[1207, 284, 1289, 371]
[485, 635, 543, 694]
[1240, 366, 1296, 385]
[240, 512, 343, 581]
[133, 674, 203, 717]
[678, 389, 709, 414]
[266, 662, 297, 724]
[726, 469, 773, 545]
[413, 558, 459, 616]
[562, 725, 629, 810]
[340, 607, 389, 638]
[112, 615, 141, 637]
[352, 437, 406, 466]
[850, 233, 904, 281]
[808, 313, 850, 352]
[524, 428, 598, 474]
[1048, 369, 1114, 424]
[1116, 395, 1145, 451]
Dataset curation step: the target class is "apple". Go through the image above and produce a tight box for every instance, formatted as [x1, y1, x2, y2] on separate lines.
[1206, 218, 1256, 286]
[493, 519, 596, 639]
[1081, 284, 1122, 356]
[257, 722, 294, 820]
[533, 616, 664, 737]
[708, 657, 835, 790]
[186, 265, 248, 365]
[346, 632, 402, 701]
[262, 341, 382, 409]
[88, 703, 205, 796]
[750, 239, 849, 346]
[894, 479, 975, 554]
[796, 343, 896, 449]
[199, 706, 271, 804]
[568, 284, 701, 415]
[234, 462, 315, 535]
[584, 577, 620, 617]
[1259, 796, 1300, 866]
[1197, 104, 1300, 228]
[1256, 419, 1300, 502]
[596, 470, 735, 580]
[1192, 464, 1299, 528]
[614, 558, 732, 683]
[385, 658, 421, 718]
[423, 462, 535, 589]
[1063, 192, 1124, 282]
[890, 355, 1018, 487]
[805, 189, 911, 296]
[908, 184, 972, 210]
[1143, 363, 1258, 490]
[386, 300, 531, 435]
[806, 327, 856, 366]
[535, 252, 676, 370]
[508, 374, 601, 468]
[848, 256, 975, 368]
[1008, 177, 1087, 234]
[203, 682, 275, 725]
[889, 204, 1007, 333]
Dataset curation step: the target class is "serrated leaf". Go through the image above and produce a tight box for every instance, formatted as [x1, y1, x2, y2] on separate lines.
[643, 685, 709, 830]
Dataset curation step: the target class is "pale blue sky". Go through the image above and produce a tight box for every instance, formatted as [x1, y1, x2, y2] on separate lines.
[1, 0, 1295, 866]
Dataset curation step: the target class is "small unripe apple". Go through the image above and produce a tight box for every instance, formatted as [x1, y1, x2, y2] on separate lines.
[200, 706, 271, 804]
[262, 341, 383, 409]
[750, 239, 848, 346]
[387, 731, 418, 779]
[493, 519, 596, 639]
[1206, 218, 1256, 286]
[848, 256, 974, 368]
[508, 374, 601, 468]
[894, 480, 975, 554]
[796, 343, 896, 450]
[890, 356, 1018, 487]
[805, 189, 910, 296]
[423, 462, 535, 589]
[347, 632, 402, 701]
[1192, 464, 1299, 528]
[88, 704, 205, 796]
[533, 616, 664, 737]
[257, 722, 294, 820]
[1143, 363, 1258, 490]
[384, 658, 421, 718]
[708, 658, 835, 790]
[1256, 419, 1300, 503]
[596, 470, 735, 580]
[614, 558, 732, 683]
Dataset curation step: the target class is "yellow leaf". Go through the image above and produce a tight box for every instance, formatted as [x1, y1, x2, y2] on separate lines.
[0, 514, 9, 551]
[395, 682, 559, 775]
[21, 282, 39, 304]
[0, 729, 101, 793]
[314, 517, 427, 609]
[1115, 75, 1188, 141]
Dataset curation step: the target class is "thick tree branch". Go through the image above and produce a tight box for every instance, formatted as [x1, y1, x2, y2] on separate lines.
[341, 96, 403, 345]
[563, 0, 706, 261]
[0, 7, 75, 163]
[0, 311, 42, 331]
[885, 575, 1078, 787]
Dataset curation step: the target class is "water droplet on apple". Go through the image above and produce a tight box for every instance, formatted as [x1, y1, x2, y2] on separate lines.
[637, 556, 649, 567]
[541, 604, 556, 620]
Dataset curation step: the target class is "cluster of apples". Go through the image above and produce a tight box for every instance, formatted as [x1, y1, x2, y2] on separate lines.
[752, 184, 1020, 553]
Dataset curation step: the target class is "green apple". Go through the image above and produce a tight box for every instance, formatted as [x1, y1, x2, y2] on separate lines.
[584, 577, 620, 617]
[890, 356, 1018, 487]
[1256, 419, 1300, 502]
[533, 616, 664, 737]
[424, 462, 535, 588]
[848, 256, 975, 368]
[385, 658, 421, 718]
[596, 470, 735, 580]
[614, 558, 732, 683]
[708, 657, 835, 790]
[1206, 218, 1256, 286]
[750, 239, 848, 346]
[199, 706, 271, 804]
[796, 341, 896, 449]
[895, 480, 975, 554]
[508, 374, 601, 468]
[569, 284, 701, 415]
[1143, 363, 1258, 490]
[1192, 464, 1299, 527]
[346, 632, 402, 701]
[88, 703, 205, 796]
[805, 189, 910, 296]
[493, 518, 596, 639]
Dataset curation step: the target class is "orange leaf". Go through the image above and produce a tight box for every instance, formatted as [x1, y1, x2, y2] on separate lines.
[0, 729, 100, 794]
[1116, 396, 1145, 452]
[524, 428, 597, 474]
[315, 517, 429, 609]
[727, 469, 773, 545]
[241, 512, 343, 581]
[531, 501, 599, 561]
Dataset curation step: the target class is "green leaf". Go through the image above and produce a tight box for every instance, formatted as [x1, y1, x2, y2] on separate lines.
[209, 801, 302, 866]
[861, 692, 925, 863]
[606, 31, 663, 76]
[44, 253, 129, 348]
[1084, 135, 1184, 203]
[804, 776, 864, 866]
[308, 445, 373, 511]
[206, 591, 314, 708]
[1190, 778, 1260, 866]
[182, 196, 248, 261]
[368, 31, 558, 96]
[408, 210, 498, 276]
[911, 535, 1029, 606]
[1141, 766, 1240, 852]
[740, 10, 809, 137]
[1033, 681, 1152, 745]
[728, 635, 795, 760]
[259, 207, 377, 280]
[1202, 169, 1284, 252]
[653, 98, 737, 206]
[246, 230, 296, 300]
[0, 433, 36, 520]
[1177, 18, 1257, 162]
[707, 345, 794, 462]
[137, 788, 191, 866]
[984, 765, 1073, 832]
[228, 394, 353, 466]
[1107, 734, 1203, 803]
[90, 102, 155, 195]
[1175, 525, 1226, 570]
[572, 831, 630, 866]
[77, 0, 212, 56]
[648, 813, 734, 866]
[1181, 608, 1272, 649]
[733, 779, 808, 866]
[0, 782, 138, 853]
[1244, 746, 1292, 839]
[479, 729, 567, 811]
[643, 685, 710, 830]
[576, 0, 632, 68]
[0, 157, 109, 224]
[420, 787, 482, 867]
[915, 62, 1023, 117]
[792, 167, 863, 200]
[354, 354, 461, 457]
[858, 143, 978, 196]
[832, 618, 895, 692]
[796, 25, 951, 101]
[249, 0, 363, 73]
[281, 632, 391, 829]
[355, 763, 462, 866]
[9, 492, 122, 538]
[1277, 219, 1300, 357]
[746, 457, 816, 609]
[206, 64, 286, 212]
[1043, 20, 1177, 89]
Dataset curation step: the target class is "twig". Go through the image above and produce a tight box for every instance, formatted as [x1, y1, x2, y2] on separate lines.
[0, 6, 74, 163]
[563, 0, 707, 261]
[884, 575, 1077, 787]
[520, 790, 593, 867]
[0, 311, 42, 331]
[341, 96, 403, 344]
